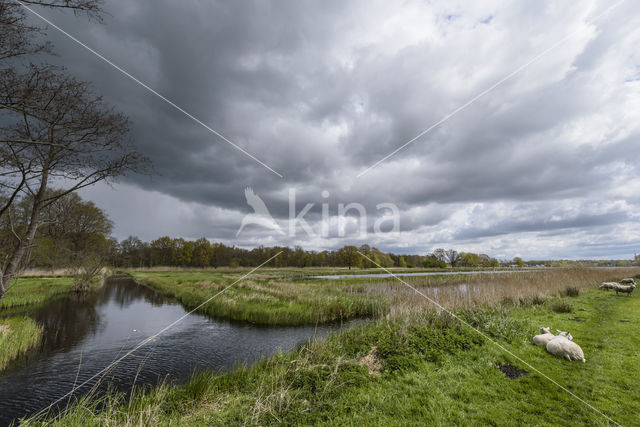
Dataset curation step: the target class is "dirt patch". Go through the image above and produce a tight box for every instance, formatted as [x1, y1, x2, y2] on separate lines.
[0, 325, 10, 338]
[359, 346, 382, 376]
[568, 318, 581, 322]
[496, 363, 529, 379]
[620, 320, 631, 323]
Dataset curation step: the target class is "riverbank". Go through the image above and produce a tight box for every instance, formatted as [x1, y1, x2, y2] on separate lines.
[0, 316, 43, 372]
[0, 277, 75, 311]
[130, 268, 639, 325]
[34, 280, 640, 425]
[0, 277, 75, 374]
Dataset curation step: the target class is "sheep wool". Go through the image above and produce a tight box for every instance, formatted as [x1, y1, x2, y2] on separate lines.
[532, 327, 554, 346]
[546, 336, 585, 363]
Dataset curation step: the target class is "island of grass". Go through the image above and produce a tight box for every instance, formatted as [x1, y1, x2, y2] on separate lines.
[37, 276, 640, 426]
[0, 276, 75, 372]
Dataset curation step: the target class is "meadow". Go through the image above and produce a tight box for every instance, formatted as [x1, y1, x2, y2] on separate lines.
[33, 277, 640, 425]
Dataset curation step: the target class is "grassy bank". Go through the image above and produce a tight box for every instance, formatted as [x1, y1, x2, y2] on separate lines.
[0, 316, 43, 372]
[131, 268, 639, 325]
[0, 277, 75, 310]
[38, 275, 640, 425]
[131, 271, 389, 325]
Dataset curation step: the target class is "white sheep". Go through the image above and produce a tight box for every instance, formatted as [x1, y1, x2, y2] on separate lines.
[532, 327, 554, 346]
[614, 283, 636, 296]
[620, 278, 636, 285]
[532, 328, 572, 346]
[546, 332, 585, 362]
[599, 282, 619, 291]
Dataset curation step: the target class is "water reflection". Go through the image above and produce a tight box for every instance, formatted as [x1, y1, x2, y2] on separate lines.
[0, 277, 347, 425]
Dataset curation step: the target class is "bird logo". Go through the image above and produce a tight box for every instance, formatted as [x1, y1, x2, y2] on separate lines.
[236, 187, 284, 236]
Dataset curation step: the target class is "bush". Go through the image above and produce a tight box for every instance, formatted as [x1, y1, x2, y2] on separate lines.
[530, 295, 546, 305]
[550, 300, 572, 313]
[422, 258, 447, 268]
[562, 286, 580, 297]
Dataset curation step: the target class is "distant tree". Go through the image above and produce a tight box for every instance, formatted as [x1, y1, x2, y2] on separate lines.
[445, 249, 461, 267]
[513, 256, 526, 267]
[337, 245, 361, 270]
[191, 238, 212, 268]
[460, 252, 480, 267]
[431, 248, 447, 263]
[150, 236, 175, 267]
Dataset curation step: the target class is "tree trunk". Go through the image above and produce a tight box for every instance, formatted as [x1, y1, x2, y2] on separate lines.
[0, 170, 48, 304]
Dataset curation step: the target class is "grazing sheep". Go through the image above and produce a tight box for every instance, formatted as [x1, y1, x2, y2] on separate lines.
[532, 327, 554, 346]
[620, 278, 636, 285]
[599, 282, 619, 291]
[614, 283, 636, 296]
[546, 334, 585, 363]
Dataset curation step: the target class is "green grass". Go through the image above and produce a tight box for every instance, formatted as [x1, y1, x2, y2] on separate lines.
[0, 316, 43, 372]
[0, 277, 75, 310]
[37, 286, 640, 426]
[131, 271, 390, 325]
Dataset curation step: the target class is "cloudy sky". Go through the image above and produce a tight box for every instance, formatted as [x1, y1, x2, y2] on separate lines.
[26, 0, 640, 259]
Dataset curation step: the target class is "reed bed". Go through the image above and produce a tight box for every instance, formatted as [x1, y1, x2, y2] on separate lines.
[353, 267, 640, 316]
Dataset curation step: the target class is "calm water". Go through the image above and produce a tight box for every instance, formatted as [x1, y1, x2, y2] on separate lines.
[0, 277, 347, 425]
[311, 269, 536, 279]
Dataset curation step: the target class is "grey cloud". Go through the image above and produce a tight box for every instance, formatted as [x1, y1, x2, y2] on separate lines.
[29, 0, 640, 258]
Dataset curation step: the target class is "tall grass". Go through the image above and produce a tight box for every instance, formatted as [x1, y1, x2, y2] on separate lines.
[0, 277, 75, 310]
[132, 272, 389, 325]
[0, 316, 43, 372]
[360, 267, 640, 316]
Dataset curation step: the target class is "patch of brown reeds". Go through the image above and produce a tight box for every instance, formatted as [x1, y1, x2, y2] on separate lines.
[359, 267, 640, 316]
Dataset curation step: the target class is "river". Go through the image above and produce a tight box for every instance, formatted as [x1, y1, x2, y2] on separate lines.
[0, 276, 347, 425]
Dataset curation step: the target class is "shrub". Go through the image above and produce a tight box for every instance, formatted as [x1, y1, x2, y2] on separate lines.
[562, 286, 580, 297]
[530, 295, 546, 305]
[550, 300, 572, 313]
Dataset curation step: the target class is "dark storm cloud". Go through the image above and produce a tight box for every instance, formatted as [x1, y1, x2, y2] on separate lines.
[29, 0, 640, 258]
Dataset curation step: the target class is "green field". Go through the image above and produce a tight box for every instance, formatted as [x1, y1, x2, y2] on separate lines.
[36, 283, 640, 425]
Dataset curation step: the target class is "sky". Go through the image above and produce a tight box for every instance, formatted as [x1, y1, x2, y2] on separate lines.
[24, 0, 640, 260]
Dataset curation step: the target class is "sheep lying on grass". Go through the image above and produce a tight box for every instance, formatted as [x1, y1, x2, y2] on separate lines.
[532, 327, 554, 346]
[546, 331, 585, 362]
[532, 328, 572, 346]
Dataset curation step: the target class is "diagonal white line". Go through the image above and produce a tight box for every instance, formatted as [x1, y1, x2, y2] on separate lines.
[357, 0, 626, 178]
[356, 251, 620, 426]
[29, 251, 282, 422]
[16, 0, 284, 179]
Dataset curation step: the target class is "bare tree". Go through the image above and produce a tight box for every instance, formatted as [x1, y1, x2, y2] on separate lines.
[0, 0, 102, 62]
[0, 65, 148, 302]
[445, 249, 461, 267]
